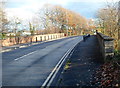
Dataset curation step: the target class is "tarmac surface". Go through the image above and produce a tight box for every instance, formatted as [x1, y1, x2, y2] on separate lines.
[2, 36, 82, 87]
[57, 35, 104, 87]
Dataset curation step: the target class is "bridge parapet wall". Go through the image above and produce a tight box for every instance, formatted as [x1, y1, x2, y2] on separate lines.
[0, 33, 64, 47]
[96, 32, 114, 61]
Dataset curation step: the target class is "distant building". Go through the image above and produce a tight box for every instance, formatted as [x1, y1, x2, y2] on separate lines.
[21, 31, 31, 36]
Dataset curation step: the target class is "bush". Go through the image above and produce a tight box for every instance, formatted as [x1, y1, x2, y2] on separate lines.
[0, 33, 7, 39]
[114, 50, 120, 60]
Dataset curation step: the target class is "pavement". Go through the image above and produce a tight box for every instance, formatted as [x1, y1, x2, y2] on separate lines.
[2, 36, 83, 87]
[57, 35, 104, 87]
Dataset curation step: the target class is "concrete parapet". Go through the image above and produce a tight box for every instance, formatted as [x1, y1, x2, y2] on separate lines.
[1, 33, 64, 47]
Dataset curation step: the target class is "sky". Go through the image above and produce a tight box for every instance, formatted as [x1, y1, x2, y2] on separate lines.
[5, 0, 119, 20]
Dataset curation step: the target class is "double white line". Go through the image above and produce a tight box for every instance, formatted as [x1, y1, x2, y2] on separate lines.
[41, 39, 80, 88]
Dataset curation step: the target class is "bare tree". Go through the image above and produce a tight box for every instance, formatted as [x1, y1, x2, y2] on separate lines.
[118, 1, 120, 50]
[0, 1, 9, 39]
[36, 4, 88, 35]
[29, 22, 35, 35]
[96, 1, 119, 50]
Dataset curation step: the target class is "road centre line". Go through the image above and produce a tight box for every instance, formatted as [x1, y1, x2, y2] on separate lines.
[14, 38, 72, 61]
[14, 39, 70, 61]
[14, 50, 37, 61]
[14, 37, 79, 61]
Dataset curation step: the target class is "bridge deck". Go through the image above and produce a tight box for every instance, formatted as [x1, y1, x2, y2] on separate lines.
[58, 35, 103, 87]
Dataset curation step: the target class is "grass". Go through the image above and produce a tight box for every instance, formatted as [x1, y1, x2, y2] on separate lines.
[114, 50, 120, 60]
[64, 59, 71, 70]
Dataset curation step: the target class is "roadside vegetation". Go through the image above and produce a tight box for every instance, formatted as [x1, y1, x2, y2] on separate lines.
[92, 1, 120, 87]
[96, 1, 120, 50]
[1, 2, 94, 40]
[1, 0, 120, 87]
[64, 59, 71, 70]
[91, 50, 120, 87]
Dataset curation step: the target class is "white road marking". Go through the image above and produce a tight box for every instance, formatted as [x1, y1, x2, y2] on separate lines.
[14, 50, 37, 61]
[41, 37, 83, 87]
[14, 37, 75, 61]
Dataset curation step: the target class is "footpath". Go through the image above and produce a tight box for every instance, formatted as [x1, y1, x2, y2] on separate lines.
[57, 35, 104, 87]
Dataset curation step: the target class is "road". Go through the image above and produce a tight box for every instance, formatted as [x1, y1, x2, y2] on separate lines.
[2, 36, 82, 87]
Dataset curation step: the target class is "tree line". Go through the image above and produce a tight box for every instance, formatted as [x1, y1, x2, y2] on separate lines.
[96, 1, 120, 50]
[32, 4, 88, 35]
[1, 3, 90, 40]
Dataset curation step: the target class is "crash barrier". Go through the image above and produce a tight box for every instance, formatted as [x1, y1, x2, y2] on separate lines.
[0, 33, 64, 46]
[96, 32, 114, 61]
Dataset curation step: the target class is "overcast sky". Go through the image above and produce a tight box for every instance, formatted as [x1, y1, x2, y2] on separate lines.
[5, 0, 119, 20]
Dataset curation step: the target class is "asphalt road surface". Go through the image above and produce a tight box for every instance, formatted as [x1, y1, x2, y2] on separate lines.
[2, 36, 82, 87]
